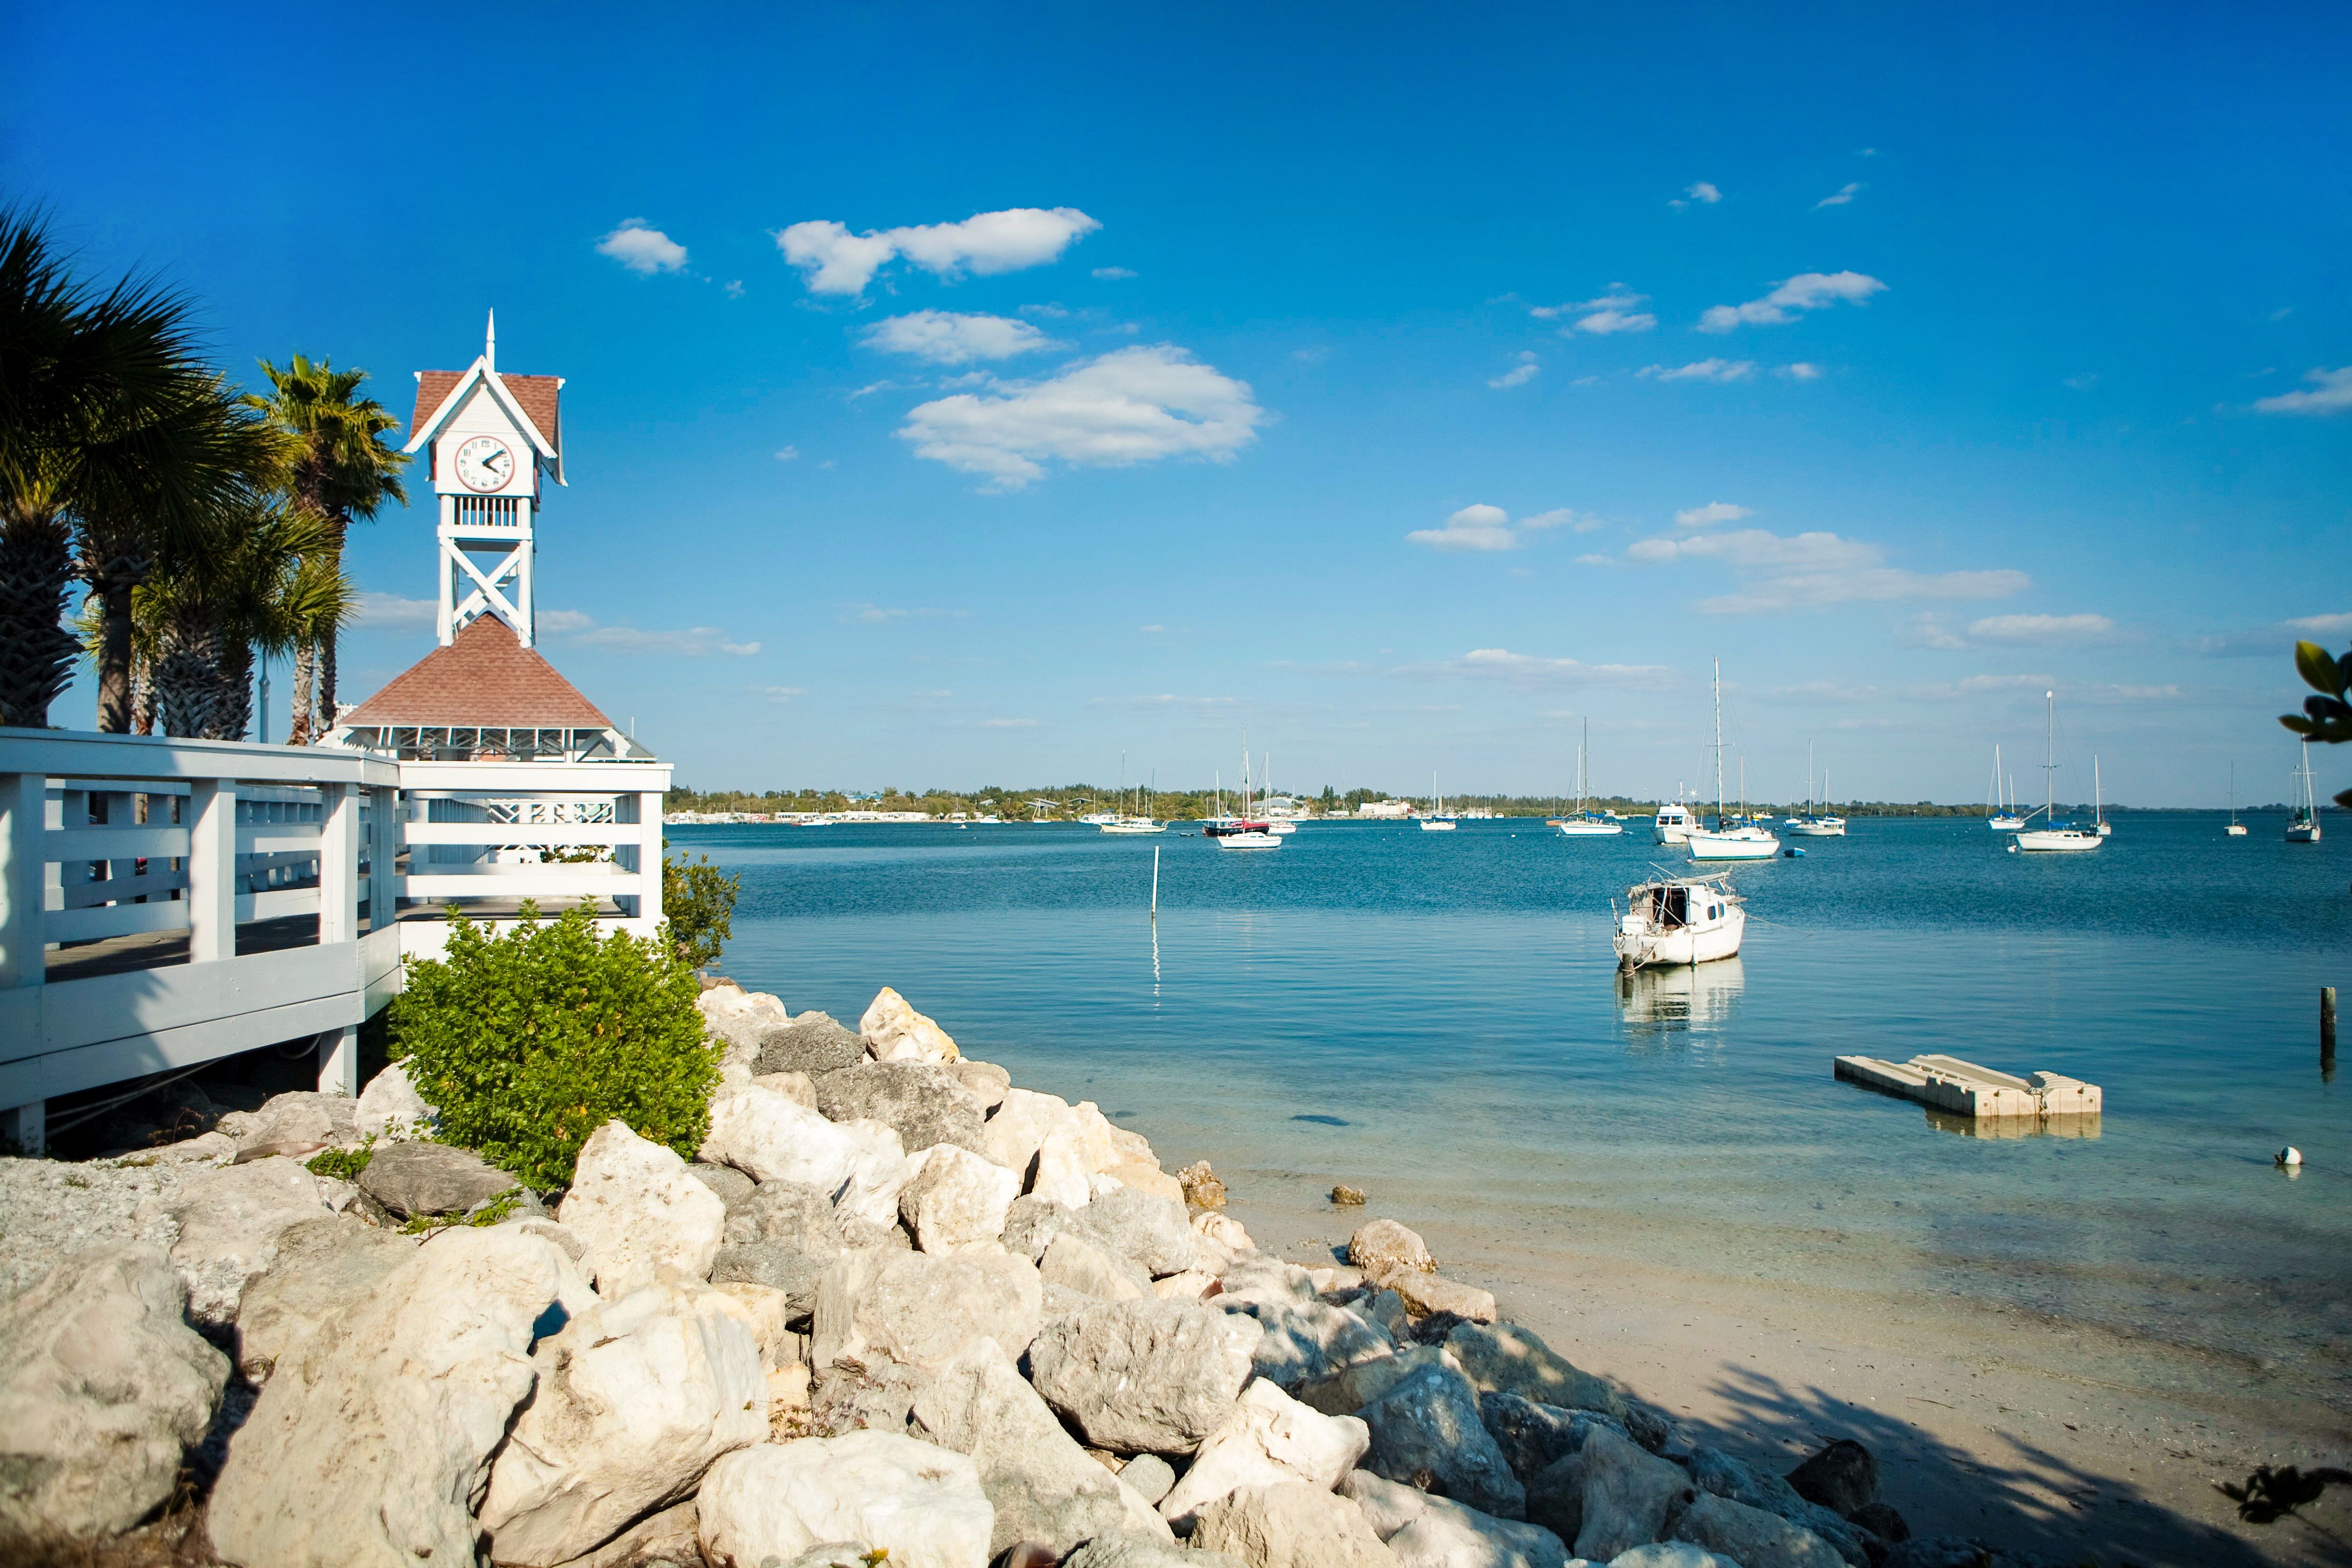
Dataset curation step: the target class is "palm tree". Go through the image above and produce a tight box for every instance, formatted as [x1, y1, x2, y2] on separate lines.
[247, 355, 407, 743]
[0, 208, 255, 731]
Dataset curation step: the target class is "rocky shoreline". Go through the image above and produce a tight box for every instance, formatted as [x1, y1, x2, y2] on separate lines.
[1, 983, 2054, 1568]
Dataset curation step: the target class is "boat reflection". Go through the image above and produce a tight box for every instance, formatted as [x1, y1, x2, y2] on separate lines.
[1616, 955, 1745, 1037]
[1922, 1107, 2102, 1140]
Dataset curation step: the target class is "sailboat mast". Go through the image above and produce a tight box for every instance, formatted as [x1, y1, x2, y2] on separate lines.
[2045, 691, 2055, 821]
[1713, 657, 1725, 824]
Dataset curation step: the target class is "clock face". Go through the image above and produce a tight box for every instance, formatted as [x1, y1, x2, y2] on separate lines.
[453, 435, 515, 493]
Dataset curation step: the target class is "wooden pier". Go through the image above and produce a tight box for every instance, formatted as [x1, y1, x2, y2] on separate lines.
[1835, 1052, 2102, 1118]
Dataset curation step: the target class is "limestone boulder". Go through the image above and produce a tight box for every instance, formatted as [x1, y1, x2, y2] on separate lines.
[1297, 1345, 1457, 1418]
[691, 1160, 759, 1221]
[1243, 1300, 1396, 1391]
[697, 984, 790, 1068]
[702, 1083, 864, 1192]
[711, 1280, 802, 1370]
[1159, 1378, 1371, 1530]
[1190, 1482, 1399, 1568]
[812, 1354, 934, 1436]
[1031, 1125, 1093, 1207]
[1611, 1548, 1740, 1568]
[1156, 1269, 1219, 1301]
[357, 1059, 437, 1139]
[1671, 1492, 1847, 1568]
[0, 1244, 228, 1539]
[1346, 1219, 1431, 1283]
[860, 987, 962, 1064]
[208, 1227, 575, 1568]
[1524, 1425, 1692, 1563]
[909, 1336, 1173, 1557]
[697, 1432, 994, 1568]
[758, 1011, 869, 1076]
[1446, 1323, 1625, 1420]
[1123, 1453, 1179, 1506]
[815, 1060, 986, 1153]
[1065, 1100, 1126, 1173]
[999, 1193, 1082, 1262]
[233, 1216, 418, 1378]
[234, 1089, 359, 1153]
[1340, 1470, 1569, 1568]
[557, 1120, 725, 1298]
[1027, 1298, 1264, 1455]
[981, 1088, 1075, 1175]
[1388, 1272, 1496, 1323]
[1065, 1537, 1248, 1568]
[1685, 1447, 1871, 1566]
[162, 1153, 337, 1324]
[1359, 1361, 1524, 1520]
[1083, 1183, 1199, 1276]
[836, 1118, 916, 1226]
[812, 1245, 1042, 1375]
[899, 1144, 1020, 1252]
[1108, 1161, 1187, 1203]
[1219, 1257, 1318, 1310]
[1042, 1229, 1151, 1300]
[953, 1059, 1012, 1111]
[480, 1278, 767, 1566]
[357, 1139, 521, 1220]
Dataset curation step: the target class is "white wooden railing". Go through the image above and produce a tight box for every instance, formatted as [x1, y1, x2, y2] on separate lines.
[0, 730, 670, 1153]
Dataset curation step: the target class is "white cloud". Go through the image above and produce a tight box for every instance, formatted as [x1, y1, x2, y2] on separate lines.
[1639, 359, 1756, 383]
[724, 280, 745, 299]
[862, 310, 1060, 365]
[1816, 183, 1862, 208]
[1614, 526, 2028, 614]
[1698, 271, 1887, 333]
[760, 686, 804, 703]
[773, 445, 800, 462]
[896, 344, 1263, 490]
[596, 219, 688, 275]
[777, 207, 1101, 295]
[354, 592, 437, 629]
[1532, 286, 1656, 334]
[981, 717, 1041, 728]
[2254, 366, 2352, 415]
[539, 610, 759, 656]
[2188, 611, 2352, 657]
[841, 603, 958, 624]
[1779, 362, 1824, 381]
[1906, 614, 1971, 650]
[1683, 181, 1723, 205]
[1488, 352, 1540, 389]
[1967, 612, 2117, 643]
[1392, 648, 1676, 689]
[1139, 624, 1165, 633]
[1091, 267, 1137, 280]
[1675, 502, 1752, 529]
[1407, 503, 1593, 552]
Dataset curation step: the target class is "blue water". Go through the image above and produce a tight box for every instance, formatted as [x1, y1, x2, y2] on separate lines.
[676, 814, 2352, 1415]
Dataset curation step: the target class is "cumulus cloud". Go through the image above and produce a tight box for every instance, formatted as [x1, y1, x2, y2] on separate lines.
[2186, 610, 2352, 657]
[777, 207, 1100, 295]
[1613, 526, 2028, 614]
[2255, 366, 2352, 415]
[539, 609, 759, 656]
[1639, 359, 1756, 383]
[861, 310, 1061, 365]
[1698, 271, 1887, 333]
[1091, 267, 1137, 279]
[1675, 502, 1753, 528]
[1671, 181, 1723, 208]
[1532, 286, 1656, 335]
[1408, 503, 1593, 552]
[760, 686, 804, 703]
[773, 445, 800, 462]
[895, 344, 1263, 490]
[1489, 352, 1541, 389]
[596, 219, 688, 274]
[1816, 183, 1862, 207]
[1391, 648, 1676, 689]
[1968, 612, 2118, 643]
[1780, 362, 1824, 381]
[353, 592, 437, 630]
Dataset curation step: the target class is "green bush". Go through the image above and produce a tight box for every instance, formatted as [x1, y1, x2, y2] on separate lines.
[305, 1138, 374, 1180]
[663, 844, 740, 970]
[391, 901, 719, 1188]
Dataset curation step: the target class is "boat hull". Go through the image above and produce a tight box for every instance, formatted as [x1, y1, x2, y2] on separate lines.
[1553, 821, 1623, 836]
[1687, 830, 1780, 860]
[2225, 824, 2248, 837]
[1614, 906, 1745, 967]
[1987, 816, 2026, 830]
[2287, 823, 2321, 843]
[1419, 821, 1457, 832]
[1784, 822, 1845, 837]
[1214, 832, 1282, 850]
[2014, 829, 2102, 852]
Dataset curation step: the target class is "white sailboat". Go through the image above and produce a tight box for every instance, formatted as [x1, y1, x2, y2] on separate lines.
[1784, 743, 1846, 836]
[1207, 745, 1282, 850]
[1420, 773, 1458, 831]
[1612, 870, 1747, 968]
[1687, 661, 1780, 860]
[1099, 753, 1164, 834]
[1553, 720, 1623, 836]
[2226, 763, 2248, 836]
[2094, 756, 2111, 836]
[1987, 745, 2025, 831]
[2287, 745, 2322, 843]
[2012, 692, 2101, 852]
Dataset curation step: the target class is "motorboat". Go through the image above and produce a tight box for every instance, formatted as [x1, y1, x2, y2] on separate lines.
[1687, 661, 1780, 861]
[1552, 720, 1624, 836]
[1613, 871, 1746, 968]
[1653, 801, 1696, 845]
[2011, 691, 2102, 852]
[2288, 744, 2322, 842]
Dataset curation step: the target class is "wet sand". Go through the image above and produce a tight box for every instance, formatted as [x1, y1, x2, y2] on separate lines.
[1223, 1166, 2352, 1568]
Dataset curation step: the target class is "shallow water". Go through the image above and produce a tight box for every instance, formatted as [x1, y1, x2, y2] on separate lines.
[680, 813, 2352, 1416]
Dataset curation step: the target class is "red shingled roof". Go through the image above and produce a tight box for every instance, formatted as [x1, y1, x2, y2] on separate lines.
[410, 368, 560, 451]
[342, 617, 611, 728]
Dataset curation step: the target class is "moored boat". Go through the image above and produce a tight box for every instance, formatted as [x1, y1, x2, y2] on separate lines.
[2288, 744, 2322, 842]
[1613, 871, 1747, 968]
[1653, 801, 1695, 844]
[2011, 691, 2102, 852]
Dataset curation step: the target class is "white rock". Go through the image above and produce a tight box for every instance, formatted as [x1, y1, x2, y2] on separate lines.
[1160, 1377, 1371, 1528]
[698, 1432, 995, 1568]
[1041, 1230, 1150, 1301]
[953, 1060, 1012, 1111]
[1196, 1209, 1256, 1254]
[980, 1087, 1075, 1174]
[900, 1144, 1020, 1253]
[712, 1280, 802, 1370]
[813, 1244, 1045, 1374]
[356, 1059, 437, 1139]
[1067, 1101, 1126, 1174]
[480, 1278, 767, 1566]
[702, 1083, 864, 1193]
[860, 986, 963, 1064]
[1032, 1125, 1094, 1208]
[1154, 1269, 1219, 1300]
[159, 1154, 336, 1325]
[0, 1244, 229, 1538]
[1191, 1481, 1401, 1568]
[557, 1120, 726, 1298]
[208, 1227, 575, 1568]
[233, 1216, 419, 1379]
[836, 1117, 915, 1227]
[1342, 1469, 1569, 1568]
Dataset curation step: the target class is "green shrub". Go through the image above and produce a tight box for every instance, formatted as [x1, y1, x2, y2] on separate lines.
[663, 844, 740, 970]
[305, 1137, 374, 1180]
[390, 901, 719, 1188]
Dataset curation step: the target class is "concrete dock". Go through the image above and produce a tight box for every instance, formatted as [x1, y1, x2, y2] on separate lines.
[1835, 1052, 2102, 1118]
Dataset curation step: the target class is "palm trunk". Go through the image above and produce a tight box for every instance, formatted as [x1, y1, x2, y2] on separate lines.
[318, 631, 338, 737]
[131, 653, 158, 735]
[0, 510, 82, 730]
[289, 639, 317, 745]
[214, 640, 254, 741]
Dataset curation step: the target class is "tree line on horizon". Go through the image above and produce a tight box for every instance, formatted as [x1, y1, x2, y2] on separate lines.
[0, 207, 405, 740]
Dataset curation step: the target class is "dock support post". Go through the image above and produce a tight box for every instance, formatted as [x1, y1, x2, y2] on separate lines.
[2325, 986, 2338, 1081]
[317, 1025, 359, 1097]
[1, 1101, 42, 1157]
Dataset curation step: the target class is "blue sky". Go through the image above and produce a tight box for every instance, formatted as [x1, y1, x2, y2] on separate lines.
[10, 3, 2348, 805]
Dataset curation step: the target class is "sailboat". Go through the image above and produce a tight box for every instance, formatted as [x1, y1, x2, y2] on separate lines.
[1552, 720, 1623, 836]
[2287, 745, 2322, 843]
[1784, 742, 1846, 836]
[1687, 661, 1780, 860]
[2094, 756, 2111, 836]
[1100, 752, 1165, 834]
[1420, 773, 1458, 831]
[1207, 744, 1282, 850]
[2012, 692, 2101, 851]
[2226, 763, 2248, 836]
[1987, 745, 2025, 831]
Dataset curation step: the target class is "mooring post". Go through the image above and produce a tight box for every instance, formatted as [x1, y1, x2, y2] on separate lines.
[2325, 986, 2338, 1080]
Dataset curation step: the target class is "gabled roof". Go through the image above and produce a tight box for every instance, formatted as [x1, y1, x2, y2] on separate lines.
[341, 616, 611, 729]
[404, 361, 564, 481]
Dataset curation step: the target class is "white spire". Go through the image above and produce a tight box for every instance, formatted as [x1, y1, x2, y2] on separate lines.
[485, 309, 496, 372]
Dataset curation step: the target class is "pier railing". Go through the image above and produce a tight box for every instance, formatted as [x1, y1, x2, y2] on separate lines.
[0, 729, 669, 1152]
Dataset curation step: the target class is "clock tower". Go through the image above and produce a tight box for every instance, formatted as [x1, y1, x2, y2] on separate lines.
[401, 312, 565, 647]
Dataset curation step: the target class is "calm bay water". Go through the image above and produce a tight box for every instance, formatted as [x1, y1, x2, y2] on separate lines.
[676, 813, 2352, 1414]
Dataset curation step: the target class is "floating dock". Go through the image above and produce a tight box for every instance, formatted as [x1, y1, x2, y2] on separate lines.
[1834, 1053, 2102, 1118]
